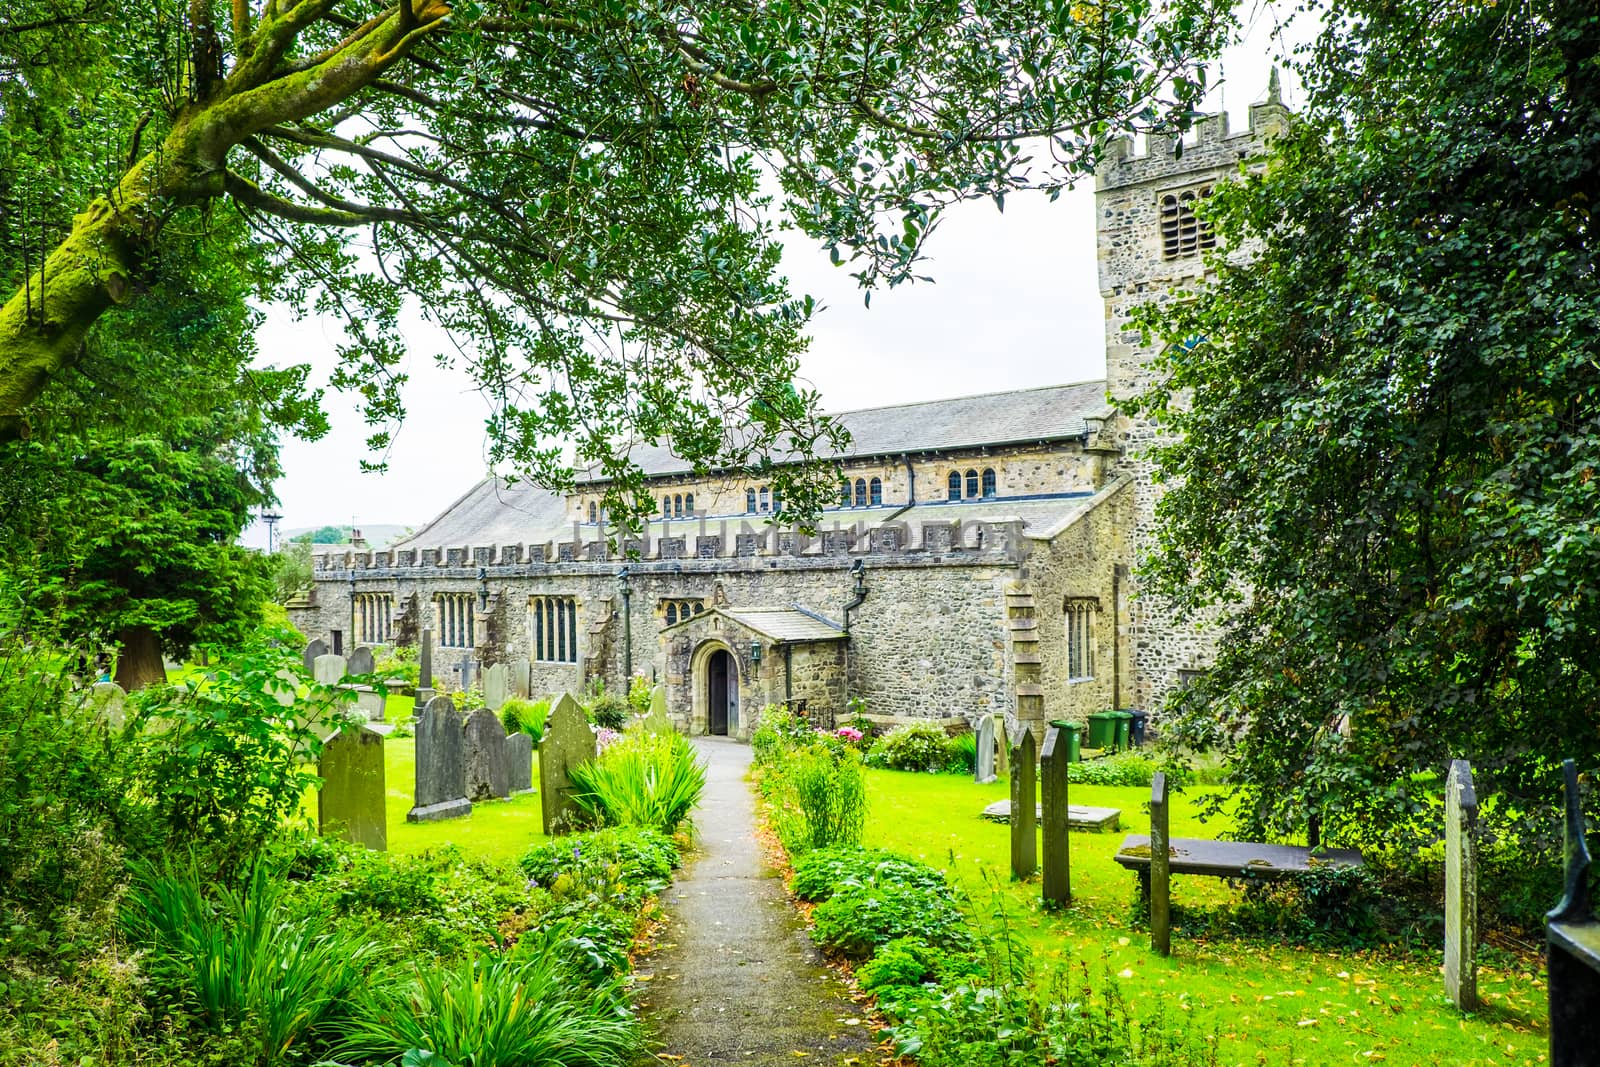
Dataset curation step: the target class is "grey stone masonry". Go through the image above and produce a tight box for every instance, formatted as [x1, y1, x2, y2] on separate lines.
[539, 694, 596, 835]
[1010, 727, 1037, 879]
[505, 732, 534, 795]
[1445, 759, 1478, 1011]
[1040, 725, 1070, 907]
[975, 715, 996, 784]
[1149, 771, 1171, 957]
[318, 725, 387, 851]
[464, 708, 513, 801]
[407, 696, 471, 822]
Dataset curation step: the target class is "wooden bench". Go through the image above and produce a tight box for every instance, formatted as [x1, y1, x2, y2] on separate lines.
[1114, 834, 1364, 901]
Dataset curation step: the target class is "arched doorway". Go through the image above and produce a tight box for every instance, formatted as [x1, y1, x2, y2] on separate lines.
[706, 648, 737, 736]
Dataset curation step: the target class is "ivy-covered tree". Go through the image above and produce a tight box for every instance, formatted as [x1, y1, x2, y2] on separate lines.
[1133, 0, 1600, 851]
[0, 0, 1231, 525]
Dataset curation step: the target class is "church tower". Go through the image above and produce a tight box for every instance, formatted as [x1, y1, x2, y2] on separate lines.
[1094, 76, 1290, 710]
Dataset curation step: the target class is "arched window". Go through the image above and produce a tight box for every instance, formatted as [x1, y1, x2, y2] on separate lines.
[947, 471, 962, 500]
[588, 501, 597, 523]
[840, 480, 852, 506]
[854, 478, 867, 507]
[673, 494, 683, 517]
[981, 468, 996, 498]
[684, 493, 695, 514]
[666, 602, 679, 626]
[869, 477, 883, 505]
[661, 497, 670, 518]
[759, 487, 770, 512]
[965, 469, 979, 499]
[746, 488, 757, 513]
[772, 488, 782, 515]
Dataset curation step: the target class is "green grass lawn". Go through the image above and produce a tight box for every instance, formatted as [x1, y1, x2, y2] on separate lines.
[862, 768, 1547, 1066]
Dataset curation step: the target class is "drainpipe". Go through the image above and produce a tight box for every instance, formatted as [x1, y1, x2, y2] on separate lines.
[903, 455, 917, 505]
[784, 644, 793, 706]
[841, 560, 868, 705]
[1112, 564, 1126, 711]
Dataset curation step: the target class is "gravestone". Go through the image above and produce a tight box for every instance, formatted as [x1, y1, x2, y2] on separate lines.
[89, 681, 127, 730]
[414, 628, 436, 709]
[1445, 759, 1479, 1011]
[313, 653, 348, 685]
[464, 708, 513, 800]
[1149, 771, 1171, 957]
[459, 654, 476, 691]
[303, 637, 329, 674]
[318, 724, 387, 851]
[539, 694, 597, 835]
[640, 684, 672, 735]
[269, 668, 299, 707]
[1010, 727, 1037, 880]
[352, 687, 387, 722]
[508, 656, 530, 699]
[974, 715, 997, 784]
[1547, 758, 1600, 1067]
[1040, 725, 1071, 906]
[505, 732, 534, 794]
[406, 696, 471, 822]
[483, 663, 509, 712]
[347, 645, 375, 676]
[996, 716, 1011, 777]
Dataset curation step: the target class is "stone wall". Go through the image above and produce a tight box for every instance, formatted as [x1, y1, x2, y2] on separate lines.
[1093, 94, 1290, 712]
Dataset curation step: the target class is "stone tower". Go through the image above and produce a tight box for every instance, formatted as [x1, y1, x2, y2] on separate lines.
[1094, 76, 1290, 711]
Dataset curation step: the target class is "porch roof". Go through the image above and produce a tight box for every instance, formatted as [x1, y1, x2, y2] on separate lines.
[722, 607, 846, 643]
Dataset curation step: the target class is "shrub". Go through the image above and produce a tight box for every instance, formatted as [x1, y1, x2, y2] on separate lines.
[125, 860, 382, 1063]
[570, 731, 707, 833]
[946, 731, 978, 774]
[868, 721, 953, 773]
[589, 692, 631, 730]
[1068, 750, 1195, 788]
[857, 937, 941, 992]
[751, 704, 814, 765]
[627, 674, 653, 713]
[500, 697, 551, 741]
[373, 643, 419, 688]
[336, 938, 642, 1067]
[771, 743, 868, 854]
[812, 880, 975, 959]
[520, 827, 681, 896]
[790, 846, 952, 903]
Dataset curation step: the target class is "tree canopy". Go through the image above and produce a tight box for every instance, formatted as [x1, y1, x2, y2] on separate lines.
[1, 0, 1231, 525]
[1133, 0, 1600, 849]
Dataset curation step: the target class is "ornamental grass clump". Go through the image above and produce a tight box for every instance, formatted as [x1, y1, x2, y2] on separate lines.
[570, 730, 706, 833]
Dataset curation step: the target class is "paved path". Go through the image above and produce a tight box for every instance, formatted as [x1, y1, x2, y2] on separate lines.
[636, 738, 876, 1066]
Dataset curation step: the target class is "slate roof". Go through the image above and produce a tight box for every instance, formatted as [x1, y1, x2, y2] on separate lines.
[395, 477, 573, 550]
[721, 608, 846, 643]
[577, 380, 1108, 482]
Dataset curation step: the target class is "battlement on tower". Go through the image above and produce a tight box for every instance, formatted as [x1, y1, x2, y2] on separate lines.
[1095, 75, 1290, 193]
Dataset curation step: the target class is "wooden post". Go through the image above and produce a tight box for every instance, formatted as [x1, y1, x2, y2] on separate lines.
[1040, 725, 1070, 906]
[1010, 726, 1037, 880]
[1150, 770, 1171, 956]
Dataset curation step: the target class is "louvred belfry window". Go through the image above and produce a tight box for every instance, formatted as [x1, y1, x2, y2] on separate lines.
[1160, 186, 1215, 259]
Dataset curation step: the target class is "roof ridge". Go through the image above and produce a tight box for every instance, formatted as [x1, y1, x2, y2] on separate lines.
[824, 379, 1106, 419]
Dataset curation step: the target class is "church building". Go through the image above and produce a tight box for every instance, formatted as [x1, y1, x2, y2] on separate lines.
[290, 83, 1291, 741]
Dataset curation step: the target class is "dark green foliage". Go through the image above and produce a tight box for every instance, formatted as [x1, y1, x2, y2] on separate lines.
[569, 731, 707, 833]
[1068, 752, 1194, 788]
[751, 705, 817, 766]
[790, 846, 953, 903]
[946, 732, 979, 774]
[809, 860, 974, 960]
[1131, 0, 1600, 854]
[867, 722, 953, 773]
[587, 693, 631, 731]
[855, 937, 943, 992]
[520, 828, 681, 901]
[499, 697, 550, 740]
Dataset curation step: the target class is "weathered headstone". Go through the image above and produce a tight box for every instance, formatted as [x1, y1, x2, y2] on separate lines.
[1445, 759, 1479, 1010]
[89, 681, 127, 729]
[975, 715, 997, 784]
[508, 656, 530, 699]
[505, 731, 534, 794]
[303, 637, 329, 674]
[347, 645, 375, 676]
[459, 654, 476, 691]
[318, 724, 387, 850]
[1548, 758, 1600, 1066]
[414, 628, 436, 709]
[352, 686, 387, 722]
[1040, 725, 1071, 906]
[1010, 726, 1037, 880]
[1150, 770, 1171, 956]
[996, 716, 1011, 777]
[407, 696, 471, 822]
[313, 653, 348, 685]
[483, 663, 509, 712]
[639, 684, 672, 735]
[539, 694, 597, 835]
[464, 708, 513, 800]
[269, 668, 299, 707]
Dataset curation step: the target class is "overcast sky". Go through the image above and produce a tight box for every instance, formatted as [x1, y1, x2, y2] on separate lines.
[248, 4, 1304, 548]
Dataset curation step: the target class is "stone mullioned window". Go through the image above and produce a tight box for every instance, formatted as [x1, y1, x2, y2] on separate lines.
[531, 595, 578, 663]
[435, 593, 476, 648]
[661, 599, 706, 626]
[1065, 597, 1097, 681]
[355, 593, 393, 644]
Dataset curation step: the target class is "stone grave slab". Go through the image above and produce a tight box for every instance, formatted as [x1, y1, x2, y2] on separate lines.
[347, 645, 376, 676]
[538, 694, 596, 835]
[318, 724, 387, 851]
[464, 708, 513, 800]
[508, 656, 530, 699]
[313, 653, 348, 685]
[483, 663, 508, 712]
[303, 637, 328, 674]
[1040, 725, 1071, 907]
[89, 681, 127, 730]
[980, 799, 1121, 832]
[974, 715, 996, 784]
[506, 732, 534, 795]
[269, 668, 299, 707]
[350, 686, 387, 722]
[1445, 759, 1478, 1011]
[638, 684, 672, 734]
[407, 696, 470, 822]
[1010, 727, 1037, 879]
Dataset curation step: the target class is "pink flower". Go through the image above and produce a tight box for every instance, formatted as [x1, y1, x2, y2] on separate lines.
[596, 727, 621, 752]
[836, 727, 864, 743]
